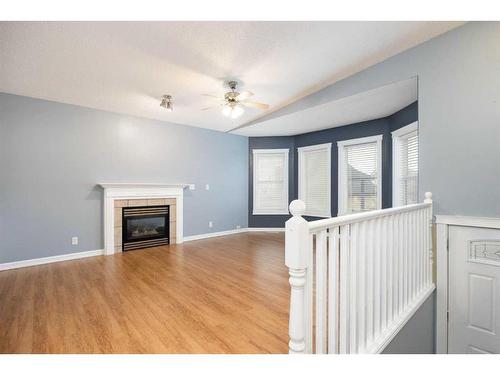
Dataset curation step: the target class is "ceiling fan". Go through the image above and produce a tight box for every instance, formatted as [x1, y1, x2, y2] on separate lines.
[201, 81, 270, 119]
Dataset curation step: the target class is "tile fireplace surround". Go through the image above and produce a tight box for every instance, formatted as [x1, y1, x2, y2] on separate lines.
[99, 183, 189, 255]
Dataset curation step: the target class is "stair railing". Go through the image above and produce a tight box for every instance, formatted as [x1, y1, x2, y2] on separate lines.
[285, 192, 435, 354]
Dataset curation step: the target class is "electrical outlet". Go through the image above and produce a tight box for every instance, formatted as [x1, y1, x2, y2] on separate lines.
[71, 236, 78, 245]
[205, 184, 210, 190]
[208, 221, 213, 228]
[236, 225, 241, 229]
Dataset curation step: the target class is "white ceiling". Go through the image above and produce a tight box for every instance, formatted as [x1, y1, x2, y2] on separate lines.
[0, 22, 462, 133]
[234, 77, 418, 136]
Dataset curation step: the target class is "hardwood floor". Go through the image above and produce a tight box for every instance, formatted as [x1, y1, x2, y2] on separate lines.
[0, 232, 290, 354]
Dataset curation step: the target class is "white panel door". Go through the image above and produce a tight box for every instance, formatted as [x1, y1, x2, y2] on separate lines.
[449, 226, 500, 354]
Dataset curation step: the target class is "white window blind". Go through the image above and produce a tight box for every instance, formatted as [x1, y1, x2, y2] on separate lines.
[393, 123, 419, 206]
[346, 142, 379, 213]
[338, 135, 382, 215]
[298, 143, 331, 217]
[253, 149, 289, 215]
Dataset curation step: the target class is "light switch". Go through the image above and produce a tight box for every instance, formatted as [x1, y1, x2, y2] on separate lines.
[205, 184, 210, 190]
[189, 184, 195, 190]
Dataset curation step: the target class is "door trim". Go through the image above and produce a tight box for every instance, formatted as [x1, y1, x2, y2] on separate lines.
[435, 214, 500, 354]
[435, 222, 449, 354]
[435, 215, 500, 230]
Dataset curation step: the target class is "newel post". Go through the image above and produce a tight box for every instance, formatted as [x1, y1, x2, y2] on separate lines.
[285, 199, 310, 354]
[424, 191, 433, 205]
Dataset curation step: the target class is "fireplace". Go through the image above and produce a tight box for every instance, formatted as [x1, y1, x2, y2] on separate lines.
[122, 205, 169, 251]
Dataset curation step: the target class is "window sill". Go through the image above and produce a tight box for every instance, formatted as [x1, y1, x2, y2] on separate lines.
[252, 211, 290, 216]
[304, 212, 331, 218]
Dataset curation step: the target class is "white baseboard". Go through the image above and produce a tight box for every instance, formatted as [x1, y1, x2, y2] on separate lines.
[0, 228, 285, 271]
[0, 249, 104, 272]
[247, 227, 285, 232]
[183, 228, 248, 242]
[183, 227, 285, 242]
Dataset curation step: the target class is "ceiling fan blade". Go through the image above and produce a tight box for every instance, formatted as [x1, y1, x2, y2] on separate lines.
[241, 101, 270, 110]
[237, 91, 254, 101]
[201, 94, 221, 99]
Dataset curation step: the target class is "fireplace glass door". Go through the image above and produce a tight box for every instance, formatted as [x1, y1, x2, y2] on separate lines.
[122, 205, 169, 251]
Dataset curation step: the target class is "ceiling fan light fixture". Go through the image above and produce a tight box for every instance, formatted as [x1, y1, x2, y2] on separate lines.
[160, 94, 173, 112]
[203, 80, 266, 119]
[230, 104, 244, 119]
[221, 104, 232, 117]
[221, 103, 244, 119]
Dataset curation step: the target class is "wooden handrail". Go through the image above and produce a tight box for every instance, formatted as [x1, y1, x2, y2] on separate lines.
[306, 193, 432, 233]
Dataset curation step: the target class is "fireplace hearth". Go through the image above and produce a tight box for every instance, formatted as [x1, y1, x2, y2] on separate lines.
[122, 205, 169, 251]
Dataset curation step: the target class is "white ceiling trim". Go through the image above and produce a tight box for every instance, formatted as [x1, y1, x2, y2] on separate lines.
[234, 77, 418, 137]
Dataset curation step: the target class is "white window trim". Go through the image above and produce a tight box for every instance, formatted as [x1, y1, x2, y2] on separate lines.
[298, 142, 332, 218]
[252, 148, 289, 215]
[391, 121, 418, 138]
[392, 121, 418, 207]
[337, 135, 383, 216]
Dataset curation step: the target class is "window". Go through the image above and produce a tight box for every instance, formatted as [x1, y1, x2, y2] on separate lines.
[392, 122, 418, 207]
[338, 135, 382, 215]
[298, 143, 331, 217]
[252, 149, 289, 215]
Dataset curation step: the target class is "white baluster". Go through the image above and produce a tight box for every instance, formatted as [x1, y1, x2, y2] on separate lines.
[339, 224, 350, 354]
[349, 223, 358, 353]
[410, 211, 414, 300]
[416, 210, 420, 295]
[393, 213, 399, 318]
[415, 209, 420, 295]
[417, 210, 420, 296]
[409, 212, 413, 305]
[374, 218, 381, 340]
[428, 208, 432, 286]
[407, 211, 411, 303]
[356, 222, 366, 352]
[387, 214, 394, 326]
[306, 233, 314, 352]
[366, 220, 374, 347]
[285, 200, 310, 354]
[419, 208, 424, 293]
[425, 192, 433, 286]
[403, 213, 409, 310]
[328, 227, 340, 353]
[316, 230, 328, 354]
[416, 210, 420, 294]
[380, 216, 387, 334]
[398, 213, 404, 315]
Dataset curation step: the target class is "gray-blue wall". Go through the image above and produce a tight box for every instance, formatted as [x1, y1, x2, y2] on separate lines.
[0, 93, 248, 263]
[248, 22, 500, 218]
[383, 293, 436, 354]
[249, 102, 418, 228]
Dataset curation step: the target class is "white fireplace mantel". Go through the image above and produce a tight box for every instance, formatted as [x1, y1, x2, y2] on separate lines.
[99, 183, 190, 255]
